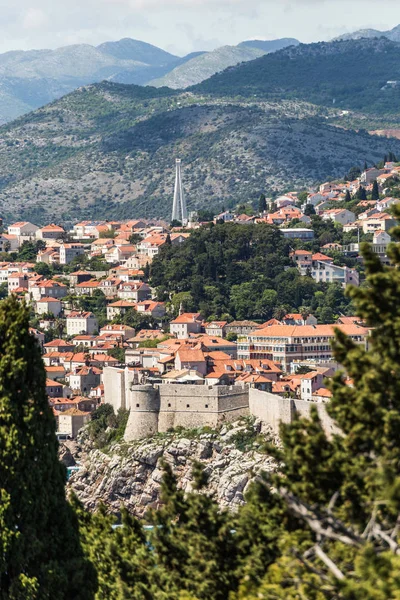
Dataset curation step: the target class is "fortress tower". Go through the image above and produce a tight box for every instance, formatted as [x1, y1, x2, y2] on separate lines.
[171, 159, 188, 225]
[124, 384, 160, 441]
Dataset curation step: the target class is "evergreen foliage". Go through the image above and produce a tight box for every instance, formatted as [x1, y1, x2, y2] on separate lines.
[0, 296, 96, 599]
[234, 203, 400, 598]
[150, 223, 351, 320]
[258, 193, 267, 213]
[371, 179, 380, 200]
[356, 185, 367, 200]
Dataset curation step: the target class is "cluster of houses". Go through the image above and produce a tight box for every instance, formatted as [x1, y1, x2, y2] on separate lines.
[1, 165, 390, 439]
[103, 311, 369, 408]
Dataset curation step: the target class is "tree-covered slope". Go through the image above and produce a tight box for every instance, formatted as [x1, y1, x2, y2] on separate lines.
[194, 38, 400, 113]
[149, 222, 353, 321]
[0, 83, 400, 223]
[1, 80, 400, 223]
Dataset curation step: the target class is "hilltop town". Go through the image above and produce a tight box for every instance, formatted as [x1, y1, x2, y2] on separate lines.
[0, 157, 397, 440]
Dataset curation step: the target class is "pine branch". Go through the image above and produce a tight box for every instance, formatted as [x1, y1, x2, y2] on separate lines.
[278, 487, 364, 547]
[314, 545, 345, 580]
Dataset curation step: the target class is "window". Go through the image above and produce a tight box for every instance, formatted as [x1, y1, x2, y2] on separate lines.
[205, 404, 208, 408]
[186, 404, 190, 408]
[168, 403, 171, 408]
[136, 404, 140, 408]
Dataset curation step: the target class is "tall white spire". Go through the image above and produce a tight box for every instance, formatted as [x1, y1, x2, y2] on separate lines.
[171, 159, 187, 225]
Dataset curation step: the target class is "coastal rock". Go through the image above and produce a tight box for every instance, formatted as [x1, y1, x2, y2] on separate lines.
[67, 418, 278, 518]
[58, 443, 76, 467]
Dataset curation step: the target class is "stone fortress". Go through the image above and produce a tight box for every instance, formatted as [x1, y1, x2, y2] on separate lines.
[103, 366, 338, 441]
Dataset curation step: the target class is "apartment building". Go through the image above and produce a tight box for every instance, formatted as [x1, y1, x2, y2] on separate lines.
[291, 250, 359, 287]
[238, 324, 369, 370]
[8, 221, 39, 245]
[170, 313, 203, 339]
[36, 224, 65, 241]
[59, 243, 85, 265]
[66, 311, 99, 336]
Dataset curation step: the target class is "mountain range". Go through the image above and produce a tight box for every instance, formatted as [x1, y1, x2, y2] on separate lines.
[193, 38, 400, 113]
[150, 39, 300, 89]
[0, 36, 399, 223]
[0, 37, 299, 124]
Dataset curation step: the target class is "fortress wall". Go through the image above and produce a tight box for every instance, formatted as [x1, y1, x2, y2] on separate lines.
[157, 385, 249, 433]
[249, 388, 340, 437]
[293, 398, 340, 437]
[158, 385, 224, 433]
[249, 388, 294, 434]
[122, 383, 339, 443]
[103, 367, 126, 412]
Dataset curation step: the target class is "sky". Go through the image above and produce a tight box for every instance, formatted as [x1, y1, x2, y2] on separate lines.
[0, 0, 400, 56]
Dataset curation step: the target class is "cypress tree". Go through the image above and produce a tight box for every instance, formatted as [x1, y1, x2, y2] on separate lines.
[371, 179, 380, 200]
[356, 185, 367, 200]
[0, 296, 96, 599]
[344, 189, 351, 203]
[258, 194, 267, 214]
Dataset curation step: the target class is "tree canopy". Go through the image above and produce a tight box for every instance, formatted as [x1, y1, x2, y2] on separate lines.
[150, 222, 352, 321]
[0, 296, 96, 599]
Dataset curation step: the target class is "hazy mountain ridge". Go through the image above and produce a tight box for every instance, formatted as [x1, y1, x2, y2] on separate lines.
[1, 81, 400, 224]
[334, 23, 400, 42]
[0, 36, 304, 123]
[0, 38, 180, 124]
[239, 38, 300, 52]
[150, 45, 266, 89]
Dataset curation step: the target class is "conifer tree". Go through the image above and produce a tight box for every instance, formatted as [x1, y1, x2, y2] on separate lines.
[0, 296, 96, 599]
[236, 204, 400, 599]
[356, 185, 367, 200]
[371, 179, 380, 200]
[147, 462, 239, 599]
[74, 499, 153, 600]
[344, 189, 351, 203]
[258, 194, 267, 214]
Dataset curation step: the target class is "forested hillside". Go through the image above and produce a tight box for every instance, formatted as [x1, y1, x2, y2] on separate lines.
[1, 81, 400, 223]
[150, 223, 353, 322]
[194, 38, 400, 114]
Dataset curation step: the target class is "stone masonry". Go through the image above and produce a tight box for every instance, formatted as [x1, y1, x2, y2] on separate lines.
[103, 366, 338, 441]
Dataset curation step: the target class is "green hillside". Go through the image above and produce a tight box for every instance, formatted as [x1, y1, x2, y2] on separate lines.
[193, 38, 400, 115]
[1, 79, 400, 224]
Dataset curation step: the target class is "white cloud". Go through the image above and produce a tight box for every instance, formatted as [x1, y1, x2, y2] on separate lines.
[22, 8, 48, 30]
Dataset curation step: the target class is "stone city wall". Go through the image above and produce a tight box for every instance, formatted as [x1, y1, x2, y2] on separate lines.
[104, 367, 338, 442]
[157, 384, 249, 433]
[249, 388, 339, 436]
[124, 383, 249, 441]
